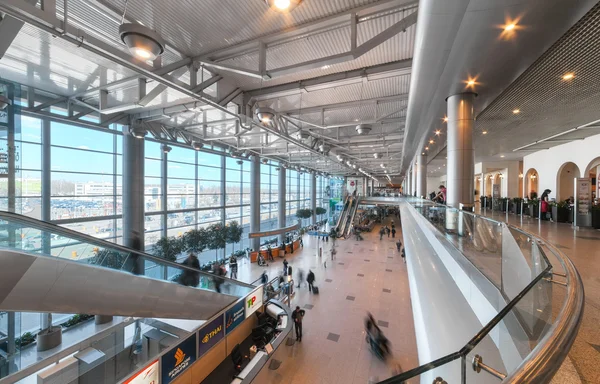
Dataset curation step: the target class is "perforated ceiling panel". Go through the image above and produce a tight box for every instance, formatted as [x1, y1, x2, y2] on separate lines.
[475, 2, 600, 159]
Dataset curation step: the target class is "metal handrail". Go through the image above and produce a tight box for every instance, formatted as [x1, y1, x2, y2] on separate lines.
[377, 198, 584, 383]
[0, 210, 255, 289]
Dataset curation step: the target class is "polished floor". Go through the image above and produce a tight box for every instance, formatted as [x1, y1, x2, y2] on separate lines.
[235, 217, 419, 384]
[477, 207, 600, 384]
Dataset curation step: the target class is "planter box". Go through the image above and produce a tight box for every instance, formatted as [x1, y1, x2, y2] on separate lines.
[528, 204, 539, 218]
[552, 206, 570, 223]
[510, 202, 522, 214]
[593, 210, 600, 229]
[37, 326, 62, 351]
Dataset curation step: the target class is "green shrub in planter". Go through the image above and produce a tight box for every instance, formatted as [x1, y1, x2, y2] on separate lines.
[295, 209, 313, 220]
[316, 207, 327, 216]
[15, 332, 36, 349]
[552, 201, 570, 223]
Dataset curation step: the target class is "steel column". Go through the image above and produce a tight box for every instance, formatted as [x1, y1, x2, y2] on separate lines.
[278, 167, 287, 244]
[250, 155, 261, 251]
[122, 126, 145, 273]
[416, 153, 427, 198]
[412, 162, 417, 197]
[311, 173, 317, 225]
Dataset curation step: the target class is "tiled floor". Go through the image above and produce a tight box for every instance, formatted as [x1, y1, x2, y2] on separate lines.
[478, 208, 600, 384]
[235, 217, 419, 384]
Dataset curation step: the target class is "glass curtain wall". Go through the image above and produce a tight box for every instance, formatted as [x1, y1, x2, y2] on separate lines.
[260, 161, 279, 232]
[286, 169, 299, 226]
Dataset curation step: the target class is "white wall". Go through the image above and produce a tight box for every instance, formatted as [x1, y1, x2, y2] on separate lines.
[426, 176, 442, 197]
[523, 133, 600, 201]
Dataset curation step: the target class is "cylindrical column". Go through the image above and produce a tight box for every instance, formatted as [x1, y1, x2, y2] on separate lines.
[122, 126, 145, 273]
[406, 168, 412, 196]
[412, 162, 418, 197]
[250, 156, 261, 251]
[278, 166, 287, 244]
[446, 93, 476, 208]
[311, 173, 317, 225]
[416, 153, 427, 198]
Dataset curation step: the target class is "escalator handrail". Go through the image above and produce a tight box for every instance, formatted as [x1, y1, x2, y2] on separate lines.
[0, 210, 255, 289]
[344, 197, 360, 237]
[335, 196, 349, 229]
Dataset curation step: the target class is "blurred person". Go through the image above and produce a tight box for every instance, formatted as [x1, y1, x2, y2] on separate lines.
[307, 270, 315, 293]
[297, 268, 304, 288]
[229, 254, 238, 279]
[181, 253, 200, 287]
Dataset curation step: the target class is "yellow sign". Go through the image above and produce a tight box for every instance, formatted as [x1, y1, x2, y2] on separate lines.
[174, 348, 185, 366]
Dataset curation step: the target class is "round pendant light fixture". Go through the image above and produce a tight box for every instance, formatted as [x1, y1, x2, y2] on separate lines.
[355, 124, 372, 135]
[192, 141, 204, 151]
[265, 0, 302, 13]
[119, 23, 165, 61]
[0, 94, 12, 111]
[254, 107, 276, 124]
[129, 124, 147, 139]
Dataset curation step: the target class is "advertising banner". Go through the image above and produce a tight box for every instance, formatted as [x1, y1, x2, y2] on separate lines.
[577, 178, 591, 215]
[161, 334, 197, 384]
[492, 184, 501, 199]
[198, 315, 224, 357]
[124, 360, 159, 384]
[225, 301, 245, 335]
[245, 286, 264, 318]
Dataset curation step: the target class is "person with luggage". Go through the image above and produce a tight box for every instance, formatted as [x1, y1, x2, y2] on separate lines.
[307, 270, 316, 293]
[292, 306, 306, 342]
[229, 255, 238, 279]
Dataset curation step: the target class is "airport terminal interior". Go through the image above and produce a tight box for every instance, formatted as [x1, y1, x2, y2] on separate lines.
[1, 0, 600, 383]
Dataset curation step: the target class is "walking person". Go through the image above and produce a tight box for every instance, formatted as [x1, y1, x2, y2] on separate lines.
[307, 270, 315, 293]
[212, 262, 225, 293]
[292, 306, 306, 342]
[391, 227, 396, 238]
[181, 253, 200, 287]
[297, 269, 304, 288]
[331, 246, 337, 260]
[401, 248, 406, 263]
[396, 240, 402, 252]
[386, 226, 391, 238]
[379, 227, 385, 240]
[229, 254, 238, 279]
[283, 258, 289, 275]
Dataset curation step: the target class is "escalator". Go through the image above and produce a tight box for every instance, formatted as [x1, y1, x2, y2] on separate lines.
[343, 197, 360, 238]
[0, 211, 256, 321]
[335, 196, 350, 230]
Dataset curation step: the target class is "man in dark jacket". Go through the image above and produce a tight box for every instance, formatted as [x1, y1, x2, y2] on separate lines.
[307, 270, 315, 293]
[292, 306, 306, 342]
[181, 253, 200, 287]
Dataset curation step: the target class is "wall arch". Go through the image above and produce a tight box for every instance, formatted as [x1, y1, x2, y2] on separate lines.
[584, 156, 600, 175]
[524, 168, 538, 199]
[556, 162, 581, 201]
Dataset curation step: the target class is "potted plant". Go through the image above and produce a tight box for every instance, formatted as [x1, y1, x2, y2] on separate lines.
[511, 197, 523, 214]
[183, 228, 209, 254]
[37, 314, 62, 351]
[152, 236, 185, 262]
[499, 197, 509, 212]
[551, 201, 570, 223]
[295, 208, 312, 226]
[226, 221, 244, 254]
[15, 332, 36, 349]
[592, 204, 600, 229]
[528, 199, 539, 218]
[316, 207, 327, 218]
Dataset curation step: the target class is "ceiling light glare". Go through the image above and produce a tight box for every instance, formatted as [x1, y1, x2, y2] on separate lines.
[467, 80, 475, 87]
[266, 0, 302, 12]
[321, 65, 331, 70]
[512, 109, 520, 114]
[504, 23, 516, 31]
[482, 131, 488, 135]
[435, 130, 441, 136]
[254, 107, 276, 124]
[443, 117, 448, 123]
[429, 140, 434, 144]
[119, 23, 165, 61]
[500, 155, 505, 158]
[425, 147, 429, 150]
[562, 73, 575, 80]
[192, 141, 204, 151]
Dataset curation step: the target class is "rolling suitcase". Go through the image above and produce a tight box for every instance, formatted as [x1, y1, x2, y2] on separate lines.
[312, 286, 319, 294]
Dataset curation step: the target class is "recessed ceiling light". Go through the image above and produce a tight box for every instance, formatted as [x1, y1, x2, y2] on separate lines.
[443, 116, 448, 123]
[429, 140, 434, 144]
[482, 131, 488, 135]
[504, 23, 516, 31]
[562, 73, 575, 80]
[119, 23, 165, 61]
[512, 109, 520, 114]
[425, 147, 429, 150]
[321, 65, 331, 70]
[435, 130, 441, 136]
[500, 155, 505, 158]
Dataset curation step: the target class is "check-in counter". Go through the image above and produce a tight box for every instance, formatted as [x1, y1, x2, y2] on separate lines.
[250, 239, 300, 263]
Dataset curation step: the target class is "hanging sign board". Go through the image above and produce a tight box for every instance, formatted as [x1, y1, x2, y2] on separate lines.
[161, 334, 197, 384]
[123, 360, 159, 384]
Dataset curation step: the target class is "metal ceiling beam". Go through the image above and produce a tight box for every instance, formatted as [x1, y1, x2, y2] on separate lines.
[283, 115, 405, 130]
[247, 60, 412, 101]
[0, 0, 36, 59]
[138, 66, 189, 107]
[280, 94, 407, 115]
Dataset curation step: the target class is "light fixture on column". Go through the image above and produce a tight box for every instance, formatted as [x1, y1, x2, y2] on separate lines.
[254, 107, 276, 124]
[261, 158, 269, 164]
[192, 141, 204, 151]
[129, 124, 147, 139]
[435, 130, 441, 136]
[0, 94, 12, 111]
[265, 0, 302, 12]
[519, 173, 524, 178]
[355, 124, 372, 135]
[161, 144, 172, 153]
[119, 23, 165, 61]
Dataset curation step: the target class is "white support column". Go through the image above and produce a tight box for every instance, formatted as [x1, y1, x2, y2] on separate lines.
[250, 156, 261, 251]
[311, 173, 317, 225]
[278, 167, 287, 244]
[412, 162, 418, 197]
[416, 153, 427, 198]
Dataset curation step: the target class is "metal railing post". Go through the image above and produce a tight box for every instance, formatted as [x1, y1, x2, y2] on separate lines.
[472, 354, 507, 380]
